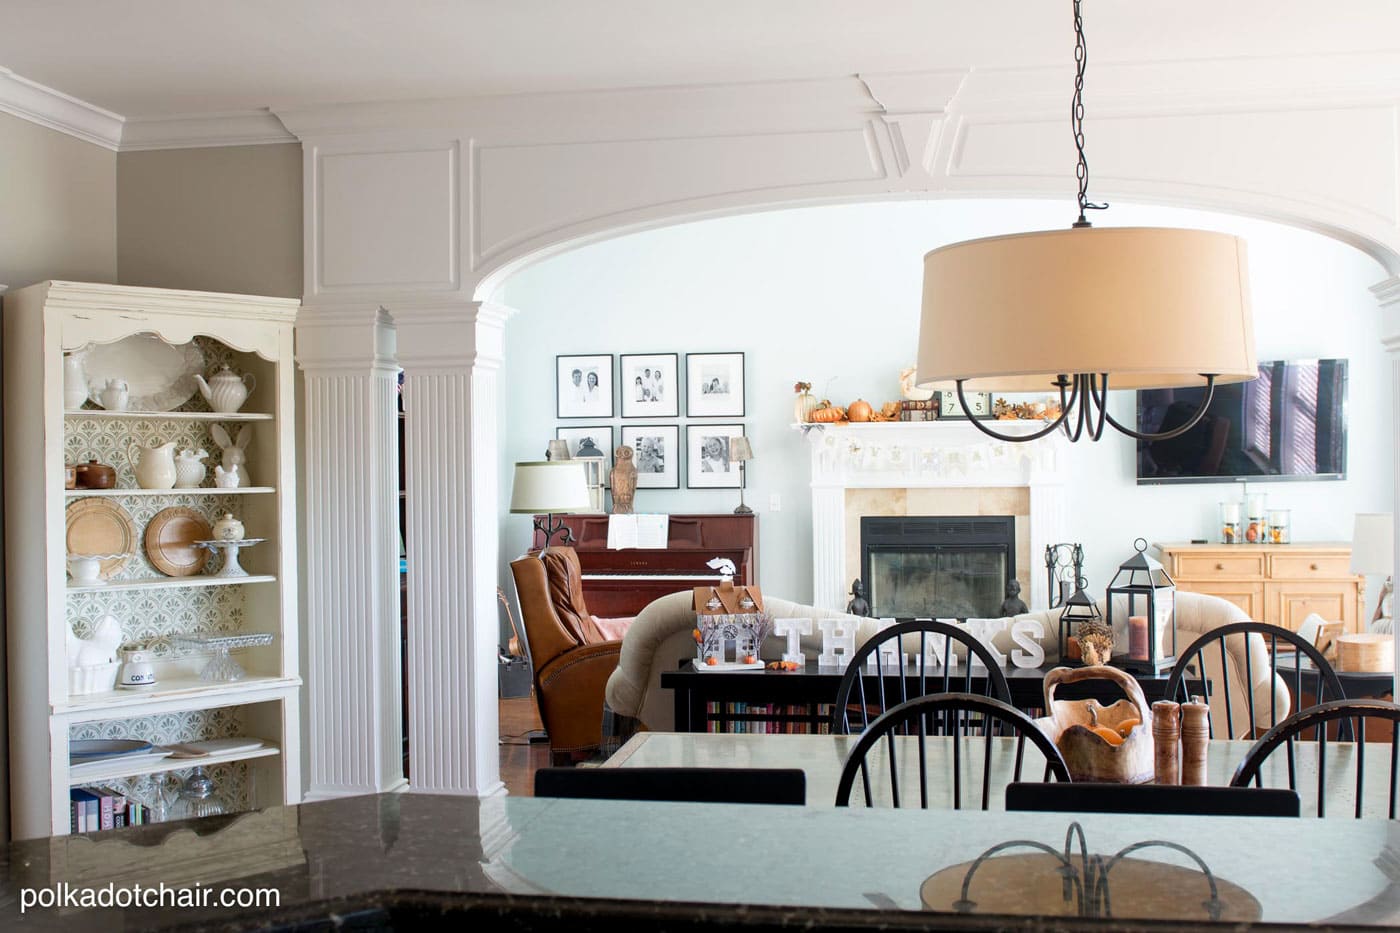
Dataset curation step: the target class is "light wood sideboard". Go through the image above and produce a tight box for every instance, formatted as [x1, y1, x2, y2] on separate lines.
[1156, 543, 1365, 634]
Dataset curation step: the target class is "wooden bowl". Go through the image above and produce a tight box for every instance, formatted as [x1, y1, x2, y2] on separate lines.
[1336, 633, 1393, 673]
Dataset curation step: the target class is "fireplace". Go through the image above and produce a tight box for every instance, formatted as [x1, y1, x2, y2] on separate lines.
[860, 516, 1015, 619]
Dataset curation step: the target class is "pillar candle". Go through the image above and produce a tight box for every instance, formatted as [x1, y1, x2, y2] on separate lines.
[1066, 635, 1082, 662]
[1128, 615, 1149, 660]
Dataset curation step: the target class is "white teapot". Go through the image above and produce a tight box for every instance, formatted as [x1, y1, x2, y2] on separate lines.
[211, 512, 245, 542]
[96, 379, 130, 412]
[128, 441, 177, 489]
[194, 365, 256, 413]
[174, 448, 209, 488]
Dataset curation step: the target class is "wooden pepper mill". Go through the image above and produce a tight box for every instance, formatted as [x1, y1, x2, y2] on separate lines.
[1180, 699, 1210, 786]
[1152, 700, 1181, 785]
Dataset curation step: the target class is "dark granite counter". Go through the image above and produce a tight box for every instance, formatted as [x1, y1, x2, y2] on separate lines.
[2, 792, 1398, 930]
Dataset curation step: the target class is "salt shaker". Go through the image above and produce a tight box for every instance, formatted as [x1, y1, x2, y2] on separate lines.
[1152, 700, 1181, 785]
[1180, 700, 1210, 786]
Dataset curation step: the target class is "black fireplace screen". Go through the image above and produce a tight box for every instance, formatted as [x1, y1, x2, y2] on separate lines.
[861, 516, 1015, 619]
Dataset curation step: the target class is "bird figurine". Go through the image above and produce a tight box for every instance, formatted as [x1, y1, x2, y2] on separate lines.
[610, 445, 636, 514]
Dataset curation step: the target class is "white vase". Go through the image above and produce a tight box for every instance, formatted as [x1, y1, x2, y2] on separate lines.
[63, 352, 89, 409]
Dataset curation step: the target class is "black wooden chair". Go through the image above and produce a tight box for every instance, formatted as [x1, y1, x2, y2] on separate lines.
[1164, 621, 1348, 740]
[533, 767, 806, 805]
[830, 619, 1012, 735]
[834, 693, 1071, 810]
[1230, 698, 1400, 818]
[1006, 781, 1300, 817]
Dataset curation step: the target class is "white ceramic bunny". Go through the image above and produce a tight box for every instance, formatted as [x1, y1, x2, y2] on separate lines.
[210, 425, 252, 488]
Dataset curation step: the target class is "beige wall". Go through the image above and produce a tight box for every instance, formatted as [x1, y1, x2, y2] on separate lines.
[117, 144, 302, 298]
[0, 112, 117, 288]
[0, 111, 117, 842]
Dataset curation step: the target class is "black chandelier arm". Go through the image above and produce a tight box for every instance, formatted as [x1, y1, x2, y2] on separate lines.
[1085, 374, 1110, 442]
[957, 377, 1079, 443]
[1100, 374, 1219, 441]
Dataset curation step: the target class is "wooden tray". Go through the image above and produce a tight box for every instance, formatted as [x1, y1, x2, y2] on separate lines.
[144, 507, 212, 576]
[65, 499, 136, 579]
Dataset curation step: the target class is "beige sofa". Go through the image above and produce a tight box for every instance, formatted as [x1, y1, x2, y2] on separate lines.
[605, 589, 1282, 736]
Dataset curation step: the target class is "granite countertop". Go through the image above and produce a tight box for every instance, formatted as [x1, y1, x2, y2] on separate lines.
[3, 793, 1399, 930]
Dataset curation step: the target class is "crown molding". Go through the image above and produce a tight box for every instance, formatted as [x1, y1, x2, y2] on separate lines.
[0, 66, 123, 150]
[119, 109, 297, 151]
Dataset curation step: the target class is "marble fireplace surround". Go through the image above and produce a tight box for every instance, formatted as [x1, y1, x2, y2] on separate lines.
[803, 422, 1067, 613]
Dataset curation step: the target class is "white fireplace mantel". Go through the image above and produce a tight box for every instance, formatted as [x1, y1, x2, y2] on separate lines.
[802, 421, 1067, 612]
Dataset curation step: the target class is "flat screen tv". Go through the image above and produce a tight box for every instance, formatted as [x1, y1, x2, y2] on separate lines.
[1136, 359, 1347, 484]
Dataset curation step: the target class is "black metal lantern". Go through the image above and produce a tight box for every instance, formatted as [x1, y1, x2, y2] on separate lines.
[1057, 575, 1101, 662]
[1106, 538, 1177, 674]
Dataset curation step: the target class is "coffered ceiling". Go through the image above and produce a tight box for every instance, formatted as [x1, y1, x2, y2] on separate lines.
[4, 0, 1400, 119]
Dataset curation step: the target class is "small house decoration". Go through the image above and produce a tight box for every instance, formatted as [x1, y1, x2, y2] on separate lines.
[1057, 576, 1103, 663]
[1106, 538, 1178, 674]
[693, 567, 771, 671]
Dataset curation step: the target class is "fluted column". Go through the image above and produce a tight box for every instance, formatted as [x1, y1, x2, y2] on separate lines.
[1370, 276, 1400, 693]
[396, 301, 509, 795]
[296, 305, 405, 798]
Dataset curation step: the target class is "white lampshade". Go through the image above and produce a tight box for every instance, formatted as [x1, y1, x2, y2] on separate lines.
[1351, 513, 1395, 575]
[917, 226, 1257, 392]
[729, 436, 753, 463]
[509, 461, 590, 514]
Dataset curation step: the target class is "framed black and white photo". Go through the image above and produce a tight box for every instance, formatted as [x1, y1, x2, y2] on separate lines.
[686, 424, 743, 489]
[685, 352, 745, 418]
[620, 352, 679, 418]
[621, 425, 679, 489]
[555, 426, 614, 474]
[556, 354, 614, 419]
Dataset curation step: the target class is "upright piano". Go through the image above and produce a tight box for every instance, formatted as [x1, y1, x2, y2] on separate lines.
[530, 513, 757, 617]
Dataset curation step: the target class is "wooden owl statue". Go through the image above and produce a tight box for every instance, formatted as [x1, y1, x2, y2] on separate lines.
[610, 445, 637, 514]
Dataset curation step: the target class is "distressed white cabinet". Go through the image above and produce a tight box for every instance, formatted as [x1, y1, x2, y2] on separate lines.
[4, 281, 301, 838]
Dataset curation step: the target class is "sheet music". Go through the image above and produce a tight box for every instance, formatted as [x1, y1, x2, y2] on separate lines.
[606, 514, 669, 549]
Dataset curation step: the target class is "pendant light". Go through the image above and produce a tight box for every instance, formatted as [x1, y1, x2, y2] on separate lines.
[915, 0, 1257, 443]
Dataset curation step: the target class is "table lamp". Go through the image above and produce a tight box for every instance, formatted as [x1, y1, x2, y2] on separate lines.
[510, 461, 589, 553]
[729, 436, 753, 515]
[1351, 512, 1395, 630]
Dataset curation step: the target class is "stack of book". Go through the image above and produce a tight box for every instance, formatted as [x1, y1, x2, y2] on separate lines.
[69, 786, 152, 833]
[899, 399, 939, 422]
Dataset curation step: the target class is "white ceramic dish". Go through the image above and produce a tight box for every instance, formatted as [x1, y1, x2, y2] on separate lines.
[68, 661, 121, 695]
[80, 335, 205, 412]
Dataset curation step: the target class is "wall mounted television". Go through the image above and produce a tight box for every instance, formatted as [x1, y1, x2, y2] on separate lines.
[1136, 359, 1347, 485]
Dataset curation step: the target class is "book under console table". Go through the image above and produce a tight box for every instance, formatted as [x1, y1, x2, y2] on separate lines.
[662, 660, 1187, 734]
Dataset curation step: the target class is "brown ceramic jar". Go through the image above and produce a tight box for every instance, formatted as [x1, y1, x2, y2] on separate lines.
[74, 459, 116, 489]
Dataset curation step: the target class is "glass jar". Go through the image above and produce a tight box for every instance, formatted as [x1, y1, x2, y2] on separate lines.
[1267, 509, 1292, 544]
[1245, 494, 1268, 544]
[1219, 501, 1243, 544]
[169, 767, 227, 821]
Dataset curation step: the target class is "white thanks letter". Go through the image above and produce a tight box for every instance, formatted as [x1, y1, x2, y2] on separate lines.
[1009, 619, 1046, 669]
[772, 617, 813, 666]
[817, 619, 858, 668]
[963, 619, 1009, 670]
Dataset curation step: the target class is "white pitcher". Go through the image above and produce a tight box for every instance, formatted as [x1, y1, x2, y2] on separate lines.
[194, 365, 256, 413]
[128, 441, 177, 489]
[63, 351, 89, 409]
[96, 379, 130, 412]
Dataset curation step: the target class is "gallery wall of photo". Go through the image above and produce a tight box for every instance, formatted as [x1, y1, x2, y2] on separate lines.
[554, 351, 746, 494]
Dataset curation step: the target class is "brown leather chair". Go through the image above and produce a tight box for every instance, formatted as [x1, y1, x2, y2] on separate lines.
[510, 547, 622, 765]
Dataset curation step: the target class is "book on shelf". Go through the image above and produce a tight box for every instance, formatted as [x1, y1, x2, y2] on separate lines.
[70, 786, 150, 833]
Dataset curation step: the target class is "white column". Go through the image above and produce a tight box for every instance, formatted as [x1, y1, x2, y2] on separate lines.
[1371, 275, 1400, 695]
[811, 486, 847, 611]
[396, 301, 509, 796]
[295, 306, 405, 798]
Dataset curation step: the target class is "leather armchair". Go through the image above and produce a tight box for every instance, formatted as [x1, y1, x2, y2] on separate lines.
[511, 547, 621, 764]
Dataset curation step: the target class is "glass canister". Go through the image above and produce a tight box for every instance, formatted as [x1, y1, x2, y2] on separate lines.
[1219, 501, 1243, 544]
[1245, 494, 1268, 544]
[1267, 509, 1292, 544]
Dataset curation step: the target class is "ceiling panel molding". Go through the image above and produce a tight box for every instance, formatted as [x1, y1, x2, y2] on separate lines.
[0, 66, 123, 150]
[119, 110, 297, 151]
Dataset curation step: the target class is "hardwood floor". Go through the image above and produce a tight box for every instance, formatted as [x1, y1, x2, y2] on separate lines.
[499, 695, 550, 796]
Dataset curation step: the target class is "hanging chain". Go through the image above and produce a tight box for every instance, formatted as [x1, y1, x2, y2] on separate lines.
[1072, 0, 1107, 226]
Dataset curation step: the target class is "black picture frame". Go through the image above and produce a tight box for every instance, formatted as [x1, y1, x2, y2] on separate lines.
[555, 426, 615, 474]
[621, 424, 680, 489]
[556, 354, 615, 419]
[685, 352, 745, 418]
[686, 423, 744, 489]
[619, 352, 680, 419]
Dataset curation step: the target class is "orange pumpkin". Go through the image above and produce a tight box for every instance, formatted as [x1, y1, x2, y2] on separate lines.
[809, 404, 845, 423]
[847, 399, 874, 422]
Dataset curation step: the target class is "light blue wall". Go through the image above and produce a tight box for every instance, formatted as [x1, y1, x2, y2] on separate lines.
[496, 199, 1393, 623]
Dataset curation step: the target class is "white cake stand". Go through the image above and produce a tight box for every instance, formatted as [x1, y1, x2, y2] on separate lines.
[194, 538, 265, 577]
